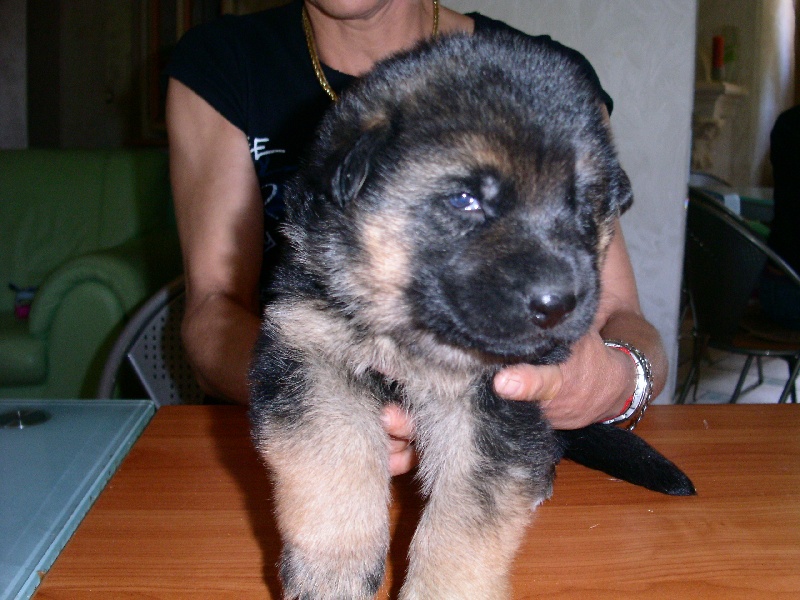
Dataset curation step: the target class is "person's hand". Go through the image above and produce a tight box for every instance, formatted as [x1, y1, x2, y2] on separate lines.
[381, 404, 417, 476]
[492, 331, 634, 429]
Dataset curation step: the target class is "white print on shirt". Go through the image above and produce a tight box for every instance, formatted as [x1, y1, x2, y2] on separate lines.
[262, 183, 279, 206]
[249, 136, 285, 161]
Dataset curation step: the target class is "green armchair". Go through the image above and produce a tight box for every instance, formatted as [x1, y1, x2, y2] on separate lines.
[0, 149, 183, 399]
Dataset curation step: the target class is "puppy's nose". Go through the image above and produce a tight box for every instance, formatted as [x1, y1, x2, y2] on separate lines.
[529, 292, 577, 329]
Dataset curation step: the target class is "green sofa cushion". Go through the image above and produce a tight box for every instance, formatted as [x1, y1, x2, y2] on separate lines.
[0, 149, 172, 313]
[0, 312, 46, 385]
[0, 148, 180, 398]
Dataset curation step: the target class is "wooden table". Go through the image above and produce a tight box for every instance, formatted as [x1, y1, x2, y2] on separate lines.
[34, 404, 800, 599]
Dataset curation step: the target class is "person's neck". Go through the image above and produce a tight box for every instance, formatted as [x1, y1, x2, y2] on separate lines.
[304, 1, 440, 76]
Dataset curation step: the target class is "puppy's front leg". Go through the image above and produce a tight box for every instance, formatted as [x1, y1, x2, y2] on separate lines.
[401, 380, 557, 600]
[251, 359, 391, 600]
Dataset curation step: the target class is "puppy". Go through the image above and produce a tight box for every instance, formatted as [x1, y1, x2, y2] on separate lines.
[249, 31, 694, 600]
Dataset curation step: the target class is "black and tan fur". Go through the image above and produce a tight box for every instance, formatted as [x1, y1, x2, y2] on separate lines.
[249, 32, 694, 600]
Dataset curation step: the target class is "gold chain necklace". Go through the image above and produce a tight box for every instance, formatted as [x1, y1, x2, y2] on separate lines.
[302, 0, 440, 102]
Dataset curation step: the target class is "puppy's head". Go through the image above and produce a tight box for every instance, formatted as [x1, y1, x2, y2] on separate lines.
[286, 32, 632, 365]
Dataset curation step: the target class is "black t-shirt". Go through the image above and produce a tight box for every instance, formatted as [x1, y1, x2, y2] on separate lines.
[166, 0, 613, 291]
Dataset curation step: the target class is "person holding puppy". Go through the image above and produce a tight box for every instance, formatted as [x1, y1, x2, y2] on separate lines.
[167, 0, 668, 476]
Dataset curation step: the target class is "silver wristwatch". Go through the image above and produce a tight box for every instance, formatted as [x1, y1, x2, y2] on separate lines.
[602, 340, 653, 430]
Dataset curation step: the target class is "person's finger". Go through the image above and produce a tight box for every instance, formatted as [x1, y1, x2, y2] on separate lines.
[493, 364, 562, 402]
[388, 445, 417, 476]
[387, 435, 410, 455]
[381, 404, 417, 476]
[381, 404, 414, 439]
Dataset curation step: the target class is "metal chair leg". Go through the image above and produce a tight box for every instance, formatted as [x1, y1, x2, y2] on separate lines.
[676, 359, 698, 405]
[779, 357, 800, 404]
[677, 332, 705, 404]
[729, 355, 755, 403]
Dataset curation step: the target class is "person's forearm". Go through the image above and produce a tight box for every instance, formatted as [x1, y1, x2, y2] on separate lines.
[182, 293, 262, 405]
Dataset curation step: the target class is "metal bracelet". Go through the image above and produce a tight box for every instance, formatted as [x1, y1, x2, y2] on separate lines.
[602, 339, 653, 431]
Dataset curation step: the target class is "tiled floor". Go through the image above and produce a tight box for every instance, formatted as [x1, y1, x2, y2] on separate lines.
[676, 347, 796, 404]
[674, 305, 798, 405]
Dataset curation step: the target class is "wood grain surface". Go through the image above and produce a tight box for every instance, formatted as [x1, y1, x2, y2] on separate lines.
[34, 404, 800, 599]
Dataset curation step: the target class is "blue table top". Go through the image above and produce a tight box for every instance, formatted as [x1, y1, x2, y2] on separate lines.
[0, 399, 155, 600]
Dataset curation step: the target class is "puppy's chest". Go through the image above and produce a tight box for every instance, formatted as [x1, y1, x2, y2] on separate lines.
[276, 298, 483, 407]
[352, 338, 484, 411]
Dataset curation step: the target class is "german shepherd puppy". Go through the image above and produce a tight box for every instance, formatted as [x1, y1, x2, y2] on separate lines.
[249, 31, 694, 600]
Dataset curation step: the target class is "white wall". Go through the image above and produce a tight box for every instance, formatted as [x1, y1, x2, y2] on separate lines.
[0, 0, 28, 149]
[448, 0, 698, 402]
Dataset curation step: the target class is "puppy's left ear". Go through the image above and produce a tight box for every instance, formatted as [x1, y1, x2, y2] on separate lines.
[598, 104, 633, 215]
[330, 125, 389, 206]
[610, 164, 633, 215]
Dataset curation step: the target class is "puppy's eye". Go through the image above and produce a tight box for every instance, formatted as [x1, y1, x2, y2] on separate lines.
[448, 193, 482, 212]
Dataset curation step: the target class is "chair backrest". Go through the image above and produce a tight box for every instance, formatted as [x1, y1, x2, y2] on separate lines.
[97, 276, 205, 406]
[689, 171, 731, 188]
[685, 190, 768, 339]
[685, 189, 800, 338]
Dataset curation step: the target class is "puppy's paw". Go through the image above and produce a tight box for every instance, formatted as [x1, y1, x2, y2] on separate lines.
[280, 543, 384, 600]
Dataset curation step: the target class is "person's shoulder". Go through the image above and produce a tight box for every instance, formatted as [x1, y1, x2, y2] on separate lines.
[774, 105, 800, 131]
[467, 12, 553, 44]
[466, 13, 592, 81]
[465, 12, 614, 114]
[178, 0, 301, 49]
[466, 13, 584, 66]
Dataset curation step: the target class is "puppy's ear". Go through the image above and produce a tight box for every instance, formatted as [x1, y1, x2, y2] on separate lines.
[330, 125, 389, 206]
[610, 164, 633, 215]
[597, 103, 633, 215]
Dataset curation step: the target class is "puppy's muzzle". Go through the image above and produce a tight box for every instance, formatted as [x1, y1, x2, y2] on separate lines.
[512, 248, 581, 330]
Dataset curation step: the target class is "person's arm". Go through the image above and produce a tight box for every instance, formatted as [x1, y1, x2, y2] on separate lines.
[167, 79, 418, 469]
[166, 78, 264, 404]
[493, 220, 668, 429]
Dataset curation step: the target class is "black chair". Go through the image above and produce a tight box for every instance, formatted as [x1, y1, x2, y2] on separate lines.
[688, 171, 731, 188]
[677, 190, 800, 404]
[96, 275, 205, 406]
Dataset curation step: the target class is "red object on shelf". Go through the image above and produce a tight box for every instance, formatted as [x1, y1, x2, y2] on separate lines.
[712, 35, 725, 69]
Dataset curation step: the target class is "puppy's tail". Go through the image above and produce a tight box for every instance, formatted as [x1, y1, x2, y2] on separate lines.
[554, 424, 696, 496]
